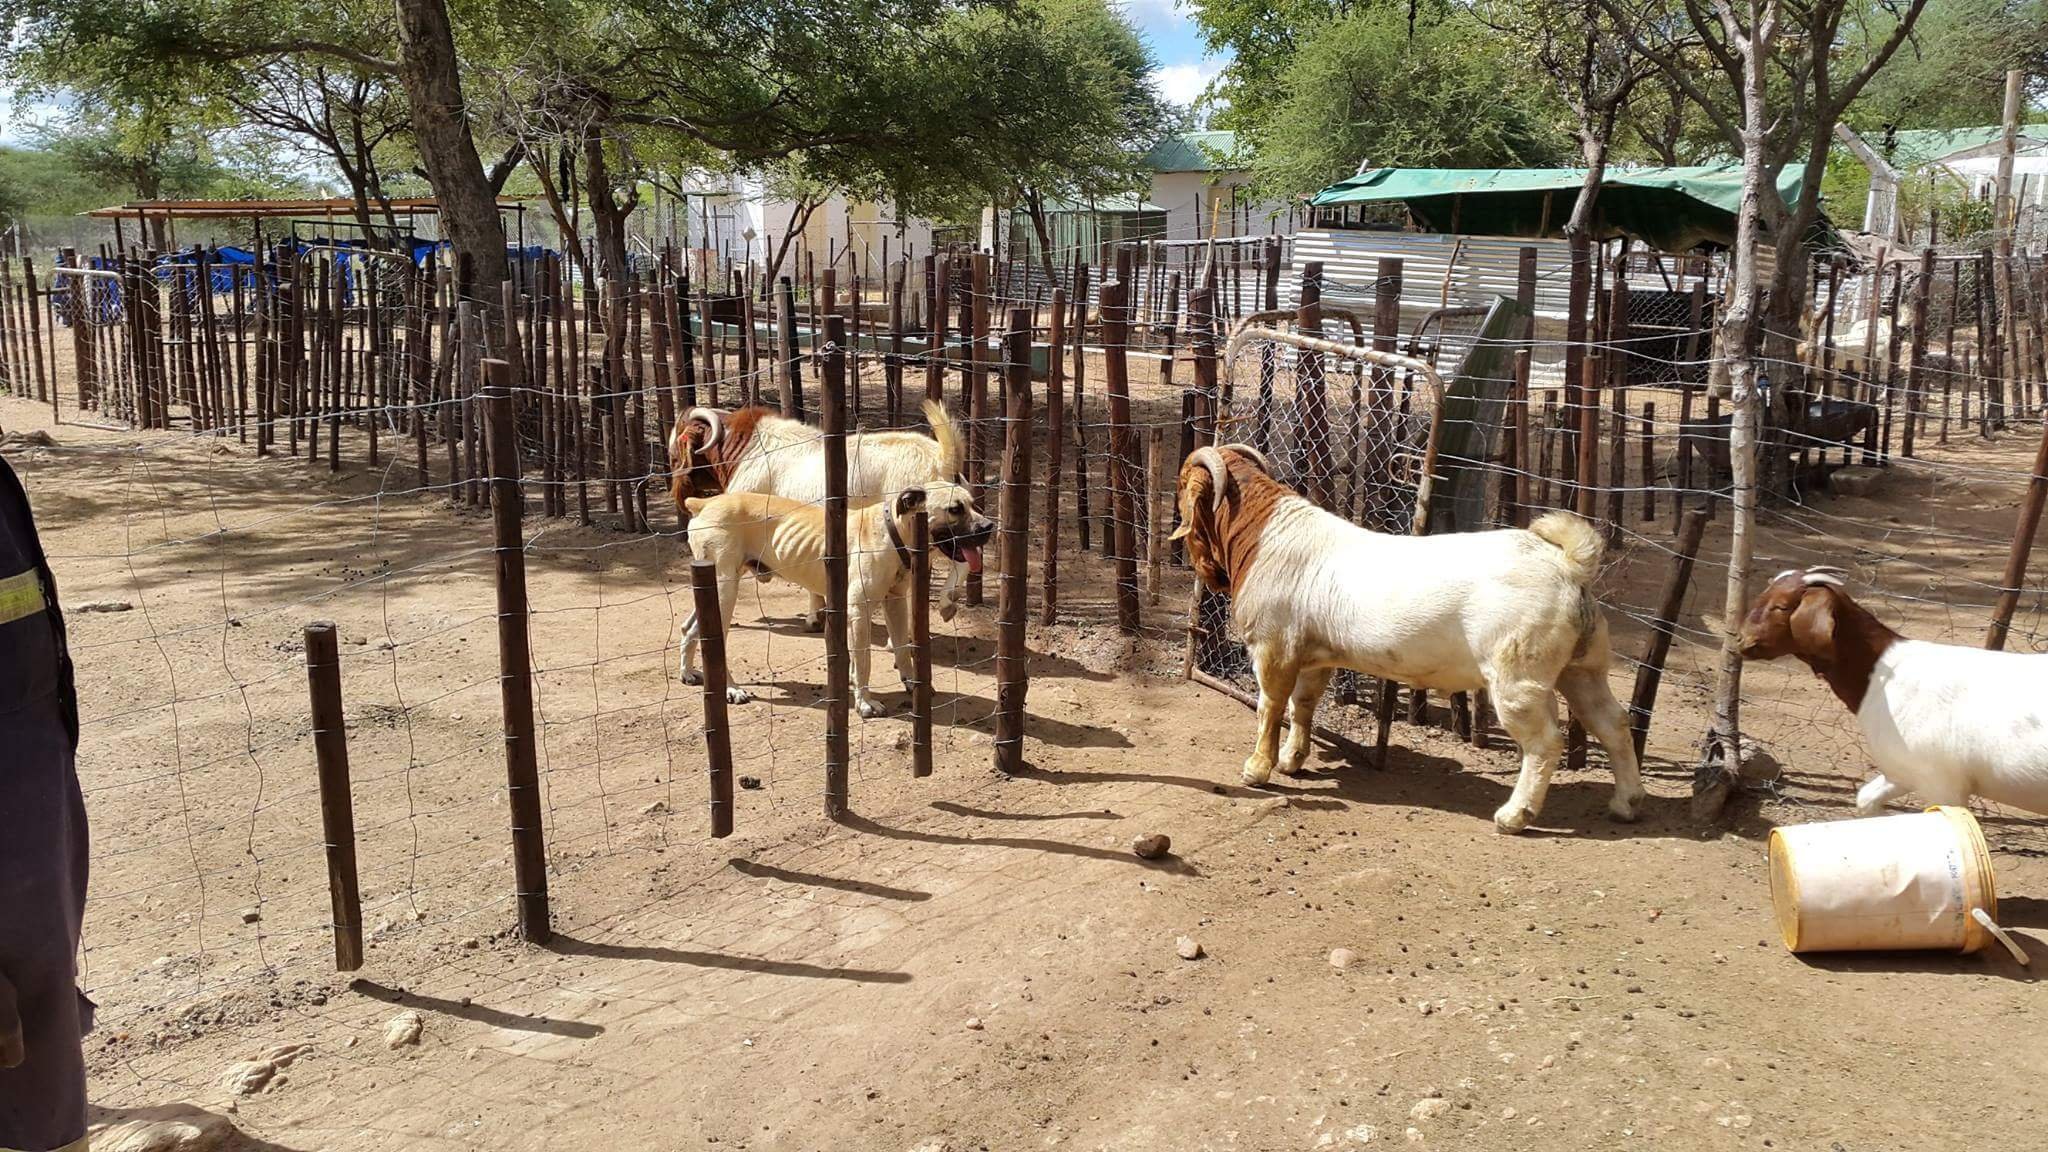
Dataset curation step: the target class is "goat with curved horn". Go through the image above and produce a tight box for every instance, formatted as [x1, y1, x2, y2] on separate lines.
[1217, 443, 1273, 474]
[1187, 446, 1233, 512]
[683, 407, 726, 448]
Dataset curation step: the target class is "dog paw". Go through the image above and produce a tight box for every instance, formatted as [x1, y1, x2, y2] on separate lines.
[726, 687, 754, 706]
[1607, 792, 1643, 823]
[803, 615, 825, 634]
[856, 697, 889, 719]
[1240, 757, 1274, 787]
[1492, 802, 1533, 835]
[679, 669, 703, 687]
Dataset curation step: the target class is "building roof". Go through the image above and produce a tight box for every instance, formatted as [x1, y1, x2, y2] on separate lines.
[1143, 130, 1245, 173]
[1882, 125, 2048, 168]
[1309, 164, 1814, 252]
[1020, 194, 1166, 215]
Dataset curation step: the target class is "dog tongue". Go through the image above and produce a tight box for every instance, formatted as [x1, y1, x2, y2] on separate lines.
[965, 545, 984, 573]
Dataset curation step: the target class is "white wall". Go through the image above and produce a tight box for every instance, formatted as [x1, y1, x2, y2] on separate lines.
[1148, 170, 1295, 242]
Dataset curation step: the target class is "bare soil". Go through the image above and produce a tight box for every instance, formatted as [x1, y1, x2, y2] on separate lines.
[8, 376, 2048, 1152]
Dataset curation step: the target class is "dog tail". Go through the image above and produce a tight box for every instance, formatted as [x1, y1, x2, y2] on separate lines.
[922, 399, 964, 476]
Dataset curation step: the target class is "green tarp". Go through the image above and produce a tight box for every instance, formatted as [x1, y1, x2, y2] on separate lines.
[1309, 164, 1810, 252]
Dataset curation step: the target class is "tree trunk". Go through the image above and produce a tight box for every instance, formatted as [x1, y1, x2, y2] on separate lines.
[393, 0, 507, 303]
[582, 127, 633, 286]
[1695, 25, 1773, 822]
[1024, 189, 1060, 287]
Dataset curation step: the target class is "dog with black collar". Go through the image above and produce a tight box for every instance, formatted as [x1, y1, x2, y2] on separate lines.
[679, 479, 994, 718]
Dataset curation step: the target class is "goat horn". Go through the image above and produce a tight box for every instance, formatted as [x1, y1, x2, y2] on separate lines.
[1801, 571, 1846, 588]
[1187, 446, 1233, 514]
[683, 407, 724, 448]
[1805, 564, 1847, 576]
[1217, 442, 1273, 475]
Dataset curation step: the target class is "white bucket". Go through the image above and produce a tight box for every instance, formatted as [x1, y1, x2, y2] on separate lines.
[1768, 806, 2012, 955]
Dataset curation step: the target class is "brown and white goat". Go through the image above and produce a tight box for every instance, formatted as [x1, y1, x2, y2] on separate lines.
[1738, 566, 2048, 815]
[1171, 445, 1644, 833]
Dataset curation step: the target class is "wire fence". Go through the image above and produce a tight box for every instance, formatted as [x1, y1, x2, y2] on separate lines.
[5, 233, 2048, 1109]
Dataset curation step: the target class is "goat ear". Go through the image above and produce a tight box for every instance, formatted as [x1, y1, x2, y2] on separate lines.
[1698, 612, 1731, 639]
[1168, 520, 1191, 541]
[1791, 589, 1836, 651]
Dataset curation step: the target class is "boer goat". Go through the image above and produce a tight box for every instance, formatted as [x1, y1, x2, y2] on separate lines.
[1738, 566, 2048, 816]
[1171, 445, 1644, 834]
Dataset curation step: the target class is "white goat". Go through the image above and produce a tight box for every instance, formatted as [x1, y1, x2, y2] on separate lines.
[1738, 567, 2048, 815]
[1171, 445, 1645, 834]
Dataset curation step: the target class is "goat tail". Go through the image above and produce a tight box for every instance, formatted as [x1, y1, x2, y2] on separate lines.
[1528, 511, 1604, 586]
[921, 398, 964, 476]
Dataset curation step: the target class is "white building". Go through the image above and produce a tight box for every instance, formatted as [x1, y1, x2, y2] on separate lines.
[1840, 123, 2048, 240]
[1140, 130, 1298, 241]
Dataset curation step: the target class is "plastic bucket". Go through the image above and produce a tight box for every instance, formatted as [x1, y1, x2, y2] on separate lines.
[1768, 806, 1998, 954]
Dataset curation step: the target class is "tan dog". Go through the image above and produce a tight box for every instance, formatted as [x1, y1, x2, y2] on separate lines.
[679, 481, 994, 718]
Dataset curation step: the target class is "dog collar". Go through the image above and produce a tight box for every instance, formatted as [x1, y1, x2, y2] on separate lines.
[884, 513, 916, 572]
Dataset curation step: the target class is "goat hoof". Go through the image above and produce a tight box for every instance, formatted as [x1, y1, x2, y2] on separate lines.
[938, 601, 959, 623]
[680, 669, 703, 687]
[726, 687, 754, 705]
[1493, 804, 1532, 835]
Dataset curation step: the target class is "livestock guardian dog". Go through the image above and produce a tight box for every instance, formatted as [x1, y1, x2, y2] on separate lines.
[1171, 445, 1644, 834]
[678, 483, 994, 718]
[669, 399, 982, 624]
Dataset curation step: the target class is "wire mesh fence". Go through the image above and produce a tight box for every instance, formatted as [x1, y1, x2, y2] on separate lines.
[7, 229, 2048, 1113]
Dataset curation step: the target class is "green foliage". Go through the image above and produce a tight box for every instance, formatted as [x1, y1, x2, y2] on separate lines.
[1245, 5, 1570, 199]
[1189, 0, 1357, 128]
[1844, 0, 2048, 134]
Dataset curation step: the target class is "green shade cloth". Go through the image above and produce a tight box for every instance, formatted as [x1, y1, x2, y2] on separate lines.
[1309, 164, 1813, 251]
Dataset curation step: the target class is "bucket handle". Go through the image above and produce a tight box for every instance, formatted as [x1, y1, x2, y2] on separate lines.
[1971, 908, 2032, 966]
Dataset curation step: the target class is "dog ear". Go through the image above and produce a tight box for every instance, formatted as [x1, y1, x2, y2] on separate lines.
[895, 488, 927, 516]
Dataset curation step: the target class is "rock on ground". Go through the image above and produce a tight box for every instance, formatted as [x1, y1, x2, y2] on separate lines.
[1175, 935, 1204, 960]
[385, 1010, 424, 1049]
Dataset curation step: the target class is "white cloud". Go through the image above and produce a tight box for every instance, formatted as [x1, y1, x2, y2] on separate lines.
[1150, 60, 1224, 109]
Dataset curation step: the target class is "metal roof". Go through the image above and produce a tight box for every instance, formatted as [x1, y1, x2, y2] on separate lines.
[1143, 130, 1245, 174]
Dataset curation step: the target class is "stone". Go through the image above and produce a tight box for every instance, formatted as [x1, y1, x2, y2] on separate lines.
[1329, 948, 1357, 970]
[640, 800, 668, 816]
[1501, 1107, 1518, 1121]
[1409, 1098, 1450, 1122]
[1131, 833, 1172, 860]
[219, 1061, 275, 1096]
[1829, 466, 1886, 498]
[384, 1010, 423, 1049]
[74, 600, 134, 613]
[1404, 1128, 1424, 1144]
[739, 776, 763, 790]
[239, 909, 261, 924]
[1175, 935, 1204, 960]
[964, 1017, 984, 1031]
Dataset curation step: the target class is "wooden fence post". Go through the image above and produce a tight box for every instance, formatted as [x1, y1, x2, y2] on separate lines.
[1986, 411, 2048, 651]
[1296, 261, 1331, 508]
[1102, 279, 1140, 633]
[690, 560, 736, 838]
[822, 315, 851, 818]
[482, 360, 550, 943]
[304, 621, 363, 972]
[1147, 427, 1166, 604]
[1041, 287, 1066, 624]
[1630, 509, 1709, 759]
[995, 308, 1034, 774]
[778, 275, 802, 419]
[910, 508, 934, 778]
[1903, 247, 1934, 459]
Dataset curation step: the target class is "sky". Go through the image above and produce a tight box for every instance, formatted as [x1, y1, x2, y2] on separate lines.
[1124, 0, 1228, 114]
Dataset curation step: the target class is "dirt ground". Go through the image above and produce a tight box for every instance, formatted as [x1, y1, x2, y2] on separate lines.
[7, 374, 2048, 1152]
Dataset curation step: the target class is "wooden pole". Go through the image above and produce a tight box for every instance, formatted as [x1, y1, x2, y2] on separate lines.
[1904, 247, 1934, 459]
[995, 308, 1033, 774]
[1042, 286, 1066, 624]
[1147, 426, 1166, 604]
[1986, 412, 2048, 651]
[690, 560, 736, 837]
[1295, 260, 1331, 508]
[821, 315, 851, 818]
[910, 508, 934, 778]
[1102, 279, 1140, 633]
[304, 621, 363, 972]
[483, 359, 550, 943]
[1630, 509, 1709, 758]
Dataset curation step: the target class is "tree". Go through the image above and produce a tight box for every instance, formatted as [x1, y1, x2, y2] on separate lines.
[1845, 0, 2048, 133]
[1245, 5, 1569, 199]
[1189, 0, 1356, 128]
